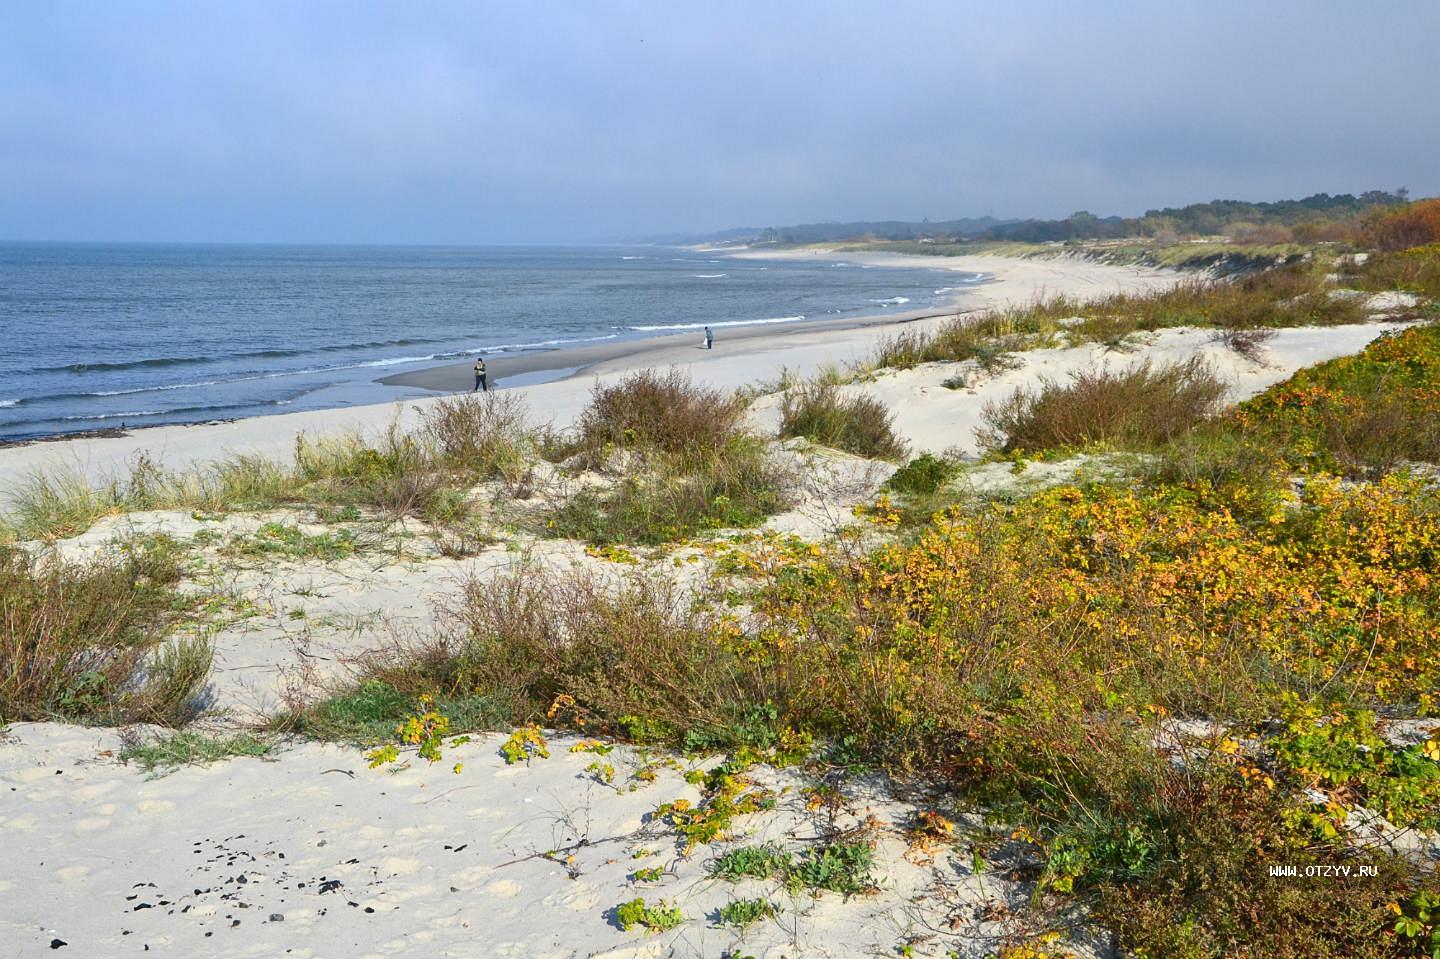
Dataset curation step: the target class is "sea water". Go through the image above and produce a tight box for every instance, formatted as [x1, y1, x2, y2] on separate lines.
[0, 243, 980, 439]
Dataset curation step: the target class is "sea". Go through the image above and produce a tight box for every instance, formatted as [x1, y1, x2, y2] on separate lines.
[0, 243, 981, 440]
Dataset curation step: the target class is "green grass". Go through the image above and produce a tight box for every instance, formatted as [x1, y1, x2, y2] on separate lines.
[275, 679, 513, 744]
[1, 392, 538, 543]
[120, 731, 272, 771]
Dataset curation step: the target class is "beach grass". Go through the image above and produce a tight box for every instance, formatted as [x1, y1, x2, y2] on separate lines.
[976, 356, 1227, 455]
[869, 260, 1379, 374]
[0, 535, 210, 725]
[119, 730, 273, 771]
[541, 370, 795, 544]
[778, 381, 909, 460]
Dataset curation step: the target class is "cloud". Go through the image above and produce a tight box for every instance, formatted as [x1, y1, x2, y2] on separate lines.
[2, 0, 1437, 242]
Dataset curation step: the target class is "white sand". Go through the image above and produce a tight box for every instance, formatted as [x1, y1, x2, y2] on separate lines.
[2, 722, 1041, 958]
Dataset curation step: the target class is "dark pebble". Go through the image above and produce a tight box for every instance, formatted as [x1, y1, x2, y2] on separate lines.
[49, 940, 66, 950]
[270, 913, 284, 922]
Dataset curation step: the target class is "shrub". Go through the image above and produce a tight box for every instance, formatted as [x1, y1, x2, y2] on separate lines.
[545, 435, 791, 545]
[0, 538, 208, 725]
[544, 369, 792, 544]
[419, 391, 534, 483]
[779, 382, 908, 460]
[1367, 198, 1440, 252]
[977, 357, 1227, 454]
[885, 453, 958, 496]
[1235, 324, 1440, 475]
[567, 368, 747, 468]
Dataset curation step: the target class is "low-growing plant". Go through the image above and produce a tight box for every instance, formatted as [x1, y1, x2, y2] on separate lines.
[779, 381, 908, 460]
[885, 453, 958, 496]
[613, 897, 683, 933]
[120, 731, 272, 771]
[716, 897, 777, 928]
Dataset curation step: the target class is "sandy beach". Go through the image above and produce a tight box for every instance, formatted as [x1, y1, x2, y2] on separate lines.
[0, 252, 1179, 492]
[2, 251, 1434, 958]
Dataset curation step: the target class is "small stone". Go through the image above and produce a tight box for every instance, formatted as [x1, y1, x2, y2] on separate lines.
[50, 940, 67, 950]
[269, 914, 284, 922]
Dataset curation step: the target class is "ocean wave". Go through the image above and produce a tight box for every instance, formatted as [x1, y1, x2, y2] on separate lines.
[0, 399, 17, 408]
[693, 273, 728, 279]
[934, 287, 955, 295]
[60, 398, 286, 422]
[17, 333, 626, 407]
[33, 335, 444, 375]
[874, 296, 911, 306]
[620, 255, 646, 260]
[628, 315, 805, 332]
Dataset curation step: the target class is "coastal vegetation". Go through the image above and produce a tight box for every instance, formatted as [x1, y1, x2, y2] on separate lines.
[542, 369, 795, 544]
[778, 380, 909, 459]
[6, 236, 1440, 957]
[871, 258, 1385, 373]
[0, 535, 210, 725]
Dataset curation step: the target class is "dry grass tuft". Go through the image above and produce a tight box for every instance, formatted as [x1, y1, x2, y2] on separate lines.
[977, 357, 1227, 454]
[779, 382, 909, 460]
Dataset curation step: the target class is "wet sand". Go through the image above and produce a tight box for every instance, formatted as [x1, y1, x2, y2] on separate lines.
[378, 302, 973, 394]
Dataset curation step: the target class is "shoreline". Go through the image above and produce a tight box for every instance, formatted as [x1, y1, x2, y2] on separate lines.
[0, 252, 1184, 491]
[376, 296, 979, 394]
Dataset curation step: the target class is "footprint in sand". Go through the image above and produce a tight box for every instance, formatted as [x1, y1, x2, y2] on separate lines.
[542, 884, 601, 911]
[483, 878, 523, 898]
[6, 767, 63, 785]
[55, 866, 89, 882]
[136, 799, 175, 815]
[377, 856, 425, 876]
[73, 816, 111, 835]
[3, 813, 39, 830]
[71, 782, 118, 803]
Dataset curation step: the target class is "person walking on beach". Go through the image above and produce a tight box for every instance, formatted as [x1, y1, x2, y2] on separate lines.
[704, 326, 714, 350]
[473, 356, 488, 392]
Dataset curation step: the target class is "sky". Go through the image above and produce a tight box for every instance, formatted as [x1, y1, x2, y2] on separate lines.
[2, 1, 1438, 244]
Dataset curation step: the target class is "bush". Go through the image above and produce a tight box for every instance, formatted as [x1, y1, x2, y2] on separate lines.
[885, 453, 958, 496]
[567, 369, 747, 468]
[1235, 324, 1440, 475]
[779, 382, 908, 460]
[0, 538, 208, 725]
[1366, 198, 1440, 252]
[542, 369, 792, 544]
[977, 357, 1227, 454]
[546, 436, 791, 545]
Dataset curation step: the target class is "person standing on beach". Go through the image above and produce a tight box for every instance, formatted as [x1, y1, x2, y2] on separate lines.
[473, 356, 488, 392]
[704, 326, 714, 350]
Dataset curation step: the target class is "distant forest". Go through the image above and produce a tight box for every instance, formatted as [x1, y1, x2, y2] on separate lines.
[745, 190, 1411, 245]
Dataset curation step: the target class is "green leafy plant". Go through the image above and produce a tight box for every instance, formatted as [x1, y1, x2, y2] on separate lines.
[500, 723, 550, 765]
[614, 897, 683, 933]
[717, 897, 777, 928]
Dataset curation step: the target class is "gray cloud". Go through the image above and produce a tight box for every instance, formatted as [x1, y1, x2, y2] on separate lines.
[2, 0, 1437, 242]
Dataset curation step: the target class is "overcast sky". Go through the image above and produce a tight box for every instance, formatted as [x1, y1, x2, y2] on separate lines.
[3, 1, 1438, 244]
